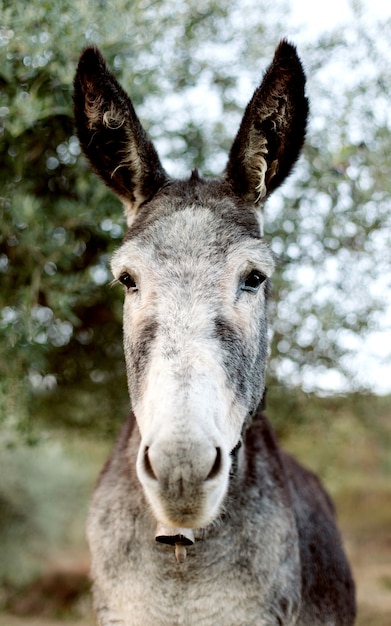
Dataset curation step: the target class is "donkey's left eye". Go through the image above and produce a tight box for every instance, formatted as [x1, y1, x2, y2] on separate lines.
[242, 269, 266, 293]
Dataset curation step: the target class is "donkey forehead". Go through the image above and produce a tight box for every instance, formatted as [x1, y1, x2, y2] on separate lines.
[111, 202, 275, 278]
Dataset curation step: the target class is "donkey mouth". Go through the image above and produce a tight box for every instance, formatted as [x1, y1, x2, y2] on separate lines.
[155, 524, 195, 563]
[152, 490, 216, 529]
[155, 524, 195, 546]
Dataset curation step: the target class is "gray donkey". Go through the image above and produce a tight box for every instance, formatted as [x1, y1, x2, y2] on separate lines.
[73, 41, 356, 625]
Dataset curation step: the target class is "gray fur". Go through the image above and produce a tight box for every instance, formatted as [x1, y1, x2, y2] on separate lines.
[74, 40, 356, 625]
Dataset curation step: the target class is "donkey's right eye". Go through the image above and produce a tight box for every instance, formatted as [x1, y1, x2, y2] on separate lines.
[119, 272, 137, 291]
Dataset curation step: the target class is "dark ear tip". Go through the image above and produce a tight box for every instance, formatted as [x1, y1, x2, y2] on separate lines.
[76, 45, 106, 78]
[274, 39, 305, 74]
[276, 39, 298, 56]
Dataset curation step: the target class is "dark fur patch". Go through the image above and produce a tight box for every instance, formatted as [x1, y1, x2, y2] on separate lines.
[124, 318, 158, 400]
[213, 317, 252, 402]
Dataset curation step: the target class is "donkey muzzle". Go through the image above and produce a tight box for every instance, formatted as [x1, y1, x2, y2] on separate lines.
[137, 437, 230, 529]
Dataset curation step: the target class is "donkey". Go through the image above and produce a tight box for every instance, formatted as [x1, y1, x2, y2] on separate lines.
[73, 41, 356, 625]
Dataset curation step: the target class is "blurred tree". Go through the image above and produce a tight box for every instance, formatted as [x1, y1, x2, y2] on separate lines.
[0, 0, 390, 441]
[0, 437, 94, 586]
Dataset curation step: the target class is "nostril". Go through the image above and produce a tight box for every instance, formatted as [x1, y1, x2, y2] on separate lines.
[143, 446, 158, 481]
[206, 447, 222, 480]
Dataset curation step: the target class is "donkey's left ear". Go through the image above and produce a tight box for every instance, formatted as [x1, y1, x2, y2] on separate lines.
[74, 46, 169, 225]
[225, 40, 308, 207]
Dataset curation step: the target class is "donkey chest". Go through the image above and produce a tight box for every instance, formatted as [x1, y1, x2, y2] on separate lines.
[107, 548, 298, 626]
[90, 510, 301, 626]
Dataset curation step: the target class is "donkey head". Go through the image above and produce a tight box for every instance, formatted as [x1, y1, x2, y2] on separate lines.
[74, 41, 308, 532]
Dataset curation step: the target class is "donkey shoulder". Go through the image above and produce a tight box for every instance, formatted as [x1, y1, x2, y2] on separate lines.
[281, 443, 356, 624]
[246, 415, 355, 624]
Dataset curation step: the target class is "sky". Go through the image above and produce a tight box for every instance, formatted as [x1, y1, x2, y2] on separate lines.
[287, 0, 391, 394]
[289, 0, 390, 39]
[290, 0, 352, 36]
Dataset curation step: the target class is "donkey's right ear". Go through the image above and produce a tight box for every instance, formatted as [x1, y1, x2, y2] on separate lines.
[73, 46, 169, 225]
[225, 40, 308, 209]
